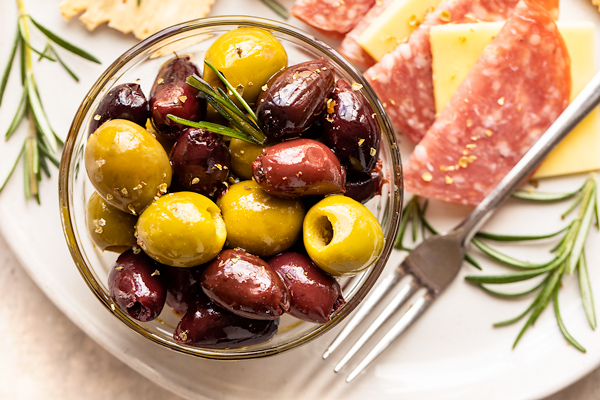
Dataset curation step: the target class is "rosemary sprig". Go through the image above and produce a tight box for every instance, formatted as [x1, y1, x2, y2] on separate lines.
[261, 0, 290, 19]
[396, 176, 598, 352]
[0, 0, 100, 202]
[168, 69, 268, 145]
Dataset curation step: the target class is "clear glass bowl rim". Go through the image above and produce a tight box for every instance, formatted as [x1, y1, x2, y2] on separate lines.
[59, 15, 404, 360]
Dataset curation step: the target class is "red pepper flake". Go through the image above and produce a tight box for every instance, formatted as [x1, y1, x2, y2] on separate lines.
[421, 171, 433, 182]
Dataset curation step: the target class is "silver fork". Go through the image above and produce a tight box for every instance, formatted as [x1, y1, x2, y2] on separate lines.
[323, 71, 600, 383]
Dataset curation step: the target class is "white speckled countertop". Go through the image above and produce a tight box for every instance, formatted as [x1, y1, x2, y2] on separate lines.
[1, 234, 599, 399]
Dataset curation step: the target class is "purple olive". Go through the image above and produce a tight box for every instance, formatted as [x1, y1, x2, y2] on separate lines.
[252, 138, 346, 197]
[200, 249, 289, 320]
[150, 56, 206, 139]
[344, 162, 384, 204]
[174, 290, 279, 349]
[257, 59, 335, 141]
[169, 128, 231, 198]
[268, 252, 345, 323]
[322, 79, 381, 172]
[108, 249, 166, 322]
[162, 264, 205, 316]
[88, 83, 149, 135]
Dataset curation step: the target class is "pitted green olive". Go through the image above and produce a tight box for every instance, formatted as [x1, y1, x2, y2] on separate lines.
[84, 119, 172, 215]
[135, 192, 227, 267]
[204, 27, 288, 104]
[217, 180, 305, 257]
[228, 137, 264, 180]
[303, 195, 383, 276]
[86, 192, 138, 252]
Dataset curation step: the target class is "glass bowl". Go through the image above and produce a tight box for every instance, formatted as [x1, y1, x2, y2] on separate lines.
[59, 16, 403, 360]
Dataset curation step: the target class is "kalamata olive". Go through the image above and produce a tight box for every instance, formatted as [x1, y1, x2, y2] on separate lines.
[150, 56, 206, 139]
[303, 195, 384, 276]
[162, 264, 205, 315]
[84, 119, 172, 215]
[204, 27, 288, 105]
[217, 180, 305, 257]
[169, 128, 231, 198]
[344, 163, 384, 204]
[322, 79, 381, 173]
[201, 249, 289, 320]
[108, 249, 166, 322]
[252, 138, 346, 197]
[174, 290, 279, 349]
[135, 192, 227, 267]
[268, 252, 345, 323]
[256, 59, 335, 141]
[86, 192, 138, 252]
[88, 83, 150, 135]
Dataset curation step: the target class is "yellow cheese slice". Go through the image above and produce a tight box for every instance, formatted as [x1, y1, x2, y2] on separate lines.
[357, 0, 442, 62]
[430, 21, 600, 179]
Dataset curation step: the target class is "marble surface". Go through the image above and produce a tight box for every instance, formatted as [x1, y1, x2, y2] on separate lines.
[0, 233, 599, 399]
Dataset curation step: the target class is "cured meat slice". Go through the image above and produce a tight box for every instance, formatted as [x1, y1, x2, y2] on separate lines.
[291, 0, 375, 40]
[364, 0, 559, 144]
[338, 0, 394, 69]
[403, 1, 571, 205]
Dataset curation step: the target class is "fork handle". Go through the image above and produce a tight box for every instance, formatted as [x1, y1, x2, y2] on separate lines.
[455, 71, 600, 244]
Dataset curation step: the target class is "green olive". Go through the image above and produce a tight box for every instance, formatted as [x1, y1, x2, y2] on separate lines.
[204, 27, 288, 105]
[84, 119, 172, 215]
[135, 192, 227, 267]
[228, 138, 265, 180]
[86, 192, 138, 252]
[303, 195, 384, 276]
[217, 180, 305, 257]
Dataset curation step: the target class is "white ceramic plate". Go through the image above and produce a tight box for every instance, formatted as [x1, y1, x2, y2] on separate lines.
[1, 1, 599, 399]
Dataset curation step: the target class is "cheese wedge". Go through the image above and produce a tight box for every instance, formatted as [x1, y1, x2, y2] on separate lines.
[430, 21, 600, 179]
[357, 0, 442, 62]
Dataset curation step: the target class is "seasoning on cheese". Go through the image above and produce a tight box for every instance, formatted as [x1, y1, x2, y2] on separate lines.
[356, 0, 442, 62]
[430, 21, 600, 179]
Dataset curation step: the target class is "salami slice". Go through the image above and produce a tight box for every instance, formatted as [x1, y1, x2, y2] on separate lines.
[291, 0, 375, 40]
[338, 0, 394, 69]
[364, 0, 559, 144]
[403, 0, 571, 206]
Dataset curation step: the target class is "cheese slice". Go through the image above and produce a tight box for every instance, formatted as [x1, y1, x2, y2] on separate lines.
[430, 21, 600, 179]
[357, 0, 442, 62]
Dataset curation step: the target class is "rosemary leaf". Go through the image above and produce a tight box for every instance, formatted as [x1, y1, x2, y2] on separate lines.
[0, 26, 20, 106]
[38, 150, 51, 178]
[28, 16, 101, 64]
[553, 285, 586, 352]
[0, 142, 25, 193]
[5, 90, 28, 139]
[411, 203, 419, 241]
[37, 140, 60, 167]
[464, 263, 558, 284]
[18, 18, 56, 62]
[478, 278, 546, 298]
[261, 0, 290, 19]
[25, 75, 57, 152]
[475, 225, 569, 242]
[464, 254, 482, 270]
[512, 186, 581, 202]
[567, 181, 597, 274]
[49, 45, 79, 82]
[205, 60, 258, 124]
[494, 301, 536, 327]
[562, 188, 585, 219]
[471, 238, 548, 269]
[167, 115, 258, 144]
[578, 253, 597, 330]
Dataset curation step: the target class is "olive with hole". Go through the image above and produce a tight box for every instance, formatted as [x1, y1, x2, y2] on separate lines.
[322, 79, 381, 172]
[174, 289, 279, 349]
[84, 119, 172, 215]
[268, 252, 345, 323]
[217, 180, 305, 257]
[228, 137, 264, 180]
[257, 58, 335, 141]
[203, 27, 288, 105]
[150, 56, 206, 139]
[170, 128, 231, 198]
[135, 192, 227, 267]
[108, 249, 166, 322]
[88, 83, 150, 136]
[201, 249, 289, 320]
[303, 195, 384, 276]
[252, 138, 346, 197]
[86, 192, 138, 252]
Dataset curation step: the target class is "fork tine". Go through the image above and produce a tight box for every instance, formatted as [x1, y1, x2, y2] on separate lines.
[322, 268, 407, 360]
[333, 275, 419, 373]
[345, 291, 433, 383]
